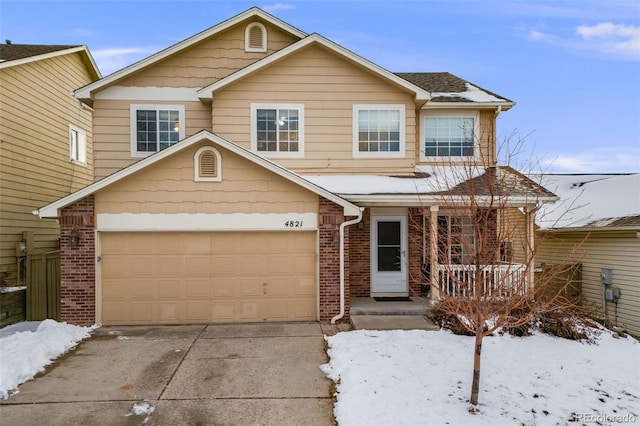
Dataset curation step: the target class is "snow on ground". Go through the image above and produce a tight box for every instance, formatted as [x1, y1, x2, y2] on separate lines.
[0, 319, 94, 398]
[322, 329, 639, 426]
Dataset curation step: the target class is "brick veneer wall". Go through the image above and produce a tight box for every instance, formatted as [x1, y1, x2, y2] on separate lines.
[349, 208, 370, 297]
[408, 208, 425, 296]
[59, 195, 96, 326]
[318, 197, 350, 322]
[477, 208, 499, 263]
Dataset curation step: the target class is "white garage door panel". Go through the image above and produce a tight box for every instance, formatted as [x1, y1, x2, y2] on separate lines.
[100, 231, 317, 325]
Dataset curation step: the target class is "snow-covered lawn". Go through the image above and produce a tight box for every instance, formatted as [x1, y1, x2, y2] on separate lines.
[0, 319, 94, 399]
[321, 329, 639, 425]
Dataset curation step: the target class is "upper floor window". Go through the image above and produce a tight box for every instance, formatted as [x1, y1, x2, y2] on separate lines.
[69, 125, 87, 165]
[353, 105, 405, 158]
[250, 103, 304, 158]
[194, 146, 222, 182]
[130, 104, 185, 157]
[424, 115, 476, 158]
[245, 22, 267, 52]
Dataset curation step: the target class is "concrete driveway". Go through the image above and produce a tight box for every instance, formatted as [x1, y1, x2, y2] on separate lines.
[0, 322, 335, 425]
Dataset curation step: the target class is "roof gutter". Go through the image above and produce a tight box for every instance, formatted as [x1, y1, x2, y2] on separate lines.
[331, 207, 364, 324]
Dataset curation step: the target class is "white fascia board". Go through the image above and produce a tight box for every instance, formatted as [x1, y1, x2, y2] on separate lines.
[422, 101, 515, 110]
[197, 34, 431, 101]
[342, 194, 557, 208]
[95, 86, 200, 101]
[74, 8, 307, 101]
[36, 130, 360, 218]
[98, 212, 318, 231]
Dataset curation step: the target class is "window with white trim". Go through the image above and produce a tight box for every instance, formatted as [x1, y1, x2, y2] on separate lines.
[245, 22, 267, 52]
[424, 115, 476, 158]
[130, 104, 185, 157]
[194, 146, 221, 182]
[251, 104, 304, 157]
[69, 125, 87, 165]
[438, 215, 475, 264]
[353, 105, 405, 157]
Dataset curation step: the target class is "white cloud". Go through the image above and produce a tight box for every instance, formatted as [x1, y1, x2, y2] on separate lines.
[542, 147, 640, 173]
[528, 30, 555, 42]
[576, 22, 639, 39]
[576, 22, 640, 56]
[261, 3, 294, 13]
[91, 47, 158, 76]
[528, 22, 640, 61]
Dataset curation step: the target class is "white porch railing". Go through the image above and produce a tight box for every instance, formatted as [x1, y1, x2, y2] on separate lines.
[437, 263, 527, 298]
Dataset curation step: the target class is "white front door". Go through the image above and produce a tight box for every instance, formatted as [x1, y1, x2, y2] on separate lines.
[371, 214, 408, 295]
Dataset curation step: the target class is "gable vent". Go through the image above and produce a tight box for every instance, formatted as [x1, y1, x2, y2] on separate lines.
[245, 22, 267, 52]
[199, 151, 217, 177]
[194, 146, 222, 182]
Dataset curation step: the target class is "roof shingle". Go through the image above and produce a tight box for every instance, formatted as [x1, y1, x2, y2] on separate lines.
[395, 72, 513, 103]
[0, 43, 80, 62]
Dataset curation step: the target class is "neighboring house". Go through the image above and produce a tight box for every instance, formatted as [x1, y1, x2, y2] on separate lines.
[35, 8, 554, 326]
[536, 173, 640, 336]
[0, 43, 100, 285]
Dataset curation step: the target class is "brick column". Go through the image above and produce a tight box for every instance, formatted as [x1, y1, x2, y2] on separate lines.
[349, 208, 370, 297]
[408, 208, 425, 296]
[59, 195, 96, 325]
[318, 197, 349, 322]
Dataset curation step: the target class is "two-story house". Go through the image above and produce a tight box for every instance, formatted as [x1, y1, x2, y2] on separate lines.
[36, 8, 555, 326]
[0, 43, 100, 286]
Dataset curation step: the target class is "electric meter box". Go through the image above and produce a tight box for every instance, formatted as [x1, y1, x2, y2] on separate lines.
[604, 287, 621, 301]
[601, 268, 613, 285]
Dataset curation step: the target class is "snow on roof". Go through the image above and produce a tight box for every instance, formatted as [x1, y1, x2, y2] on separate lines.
[536, 174, 640, 229]
[304, 166, 485, 195]
[430, 83, 507, 103]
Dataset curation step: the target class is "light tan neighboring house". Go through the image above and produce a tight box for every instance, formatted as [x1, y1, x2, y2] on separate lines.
[0, 43, 100, 285]
[536, 174, 640, 336]
[36, 8, 555, 326]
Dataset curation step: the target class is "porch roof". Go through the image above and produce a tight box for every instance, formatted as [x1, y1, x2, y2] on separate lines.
[303, 166, 557, 207]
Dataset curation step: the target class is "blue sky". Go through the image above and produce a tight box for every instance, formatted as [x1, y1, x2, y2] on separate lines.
[2, 0, 639, 173]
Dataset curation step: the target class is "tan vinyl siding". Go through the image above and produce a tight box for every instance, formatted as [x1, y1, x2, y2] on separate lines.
[95, 142, 318, 214]
[499, 208, 528, 263]
[537, 231, 640, 337]
[0, 52, 95, 282]
[120, 21, 298, 88]
[211, 44, 417, 175]
[92, 99, 211, 180]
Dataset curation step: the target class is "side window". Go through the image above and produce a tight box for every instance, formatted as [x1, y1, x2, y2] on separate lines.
[130, 104, 185, 158]
[353, 105, 405, 158]
[438, 215, 475, 264]
[194, 146, 221, 182]
[245, 22, 267, 52]
[250, 103, 304, 158]
[69, 125, 87, 165]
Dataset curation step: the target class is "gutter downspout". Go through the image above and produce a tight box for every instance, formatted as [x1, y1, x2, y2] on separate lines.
[331, 207, 364, 324]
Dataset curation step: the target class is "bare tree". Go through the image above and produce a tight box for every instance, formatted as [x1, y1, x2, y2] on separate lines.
[425, 136, 584, 407]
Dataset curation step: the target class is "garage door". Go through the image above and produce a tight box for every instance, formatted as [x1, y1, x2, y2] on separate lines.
[100, 232, 317, 325]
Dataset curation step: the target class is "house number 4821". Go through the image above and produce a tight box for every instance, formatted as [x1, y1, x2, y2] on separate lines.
[284, 220, 303, 228]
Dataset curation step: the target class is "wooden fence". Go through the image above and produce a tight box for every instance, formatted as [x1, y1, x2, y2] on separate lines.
[534, 262, 582, 301]
[26, 250, 61, 321]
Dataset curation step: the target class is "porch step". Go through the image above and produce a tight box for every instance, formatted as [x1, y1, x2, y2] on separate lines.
[349, 297, 431, 316]
[350, 315, 440, 331]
